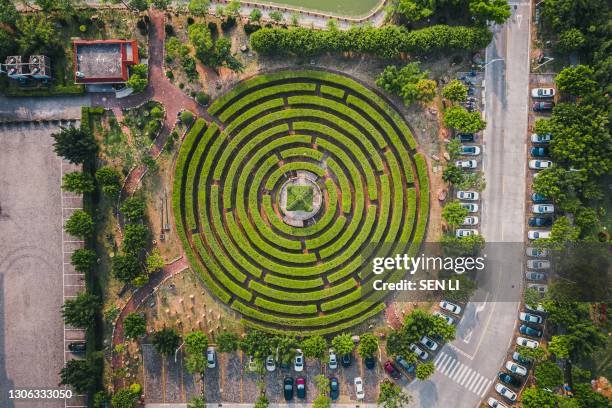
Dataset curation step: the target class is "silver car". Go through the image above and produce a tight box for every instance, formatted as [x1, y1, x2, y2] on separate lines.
[532, 204, 554, 214]
[525, 271, 546, 281]
[527, 260, 550, 269]
[457, 190, 479, 200]
[328, 349, 338, 370]
[460, 202, 479, 213]
[409, 343, 429, 360]
[525, 247, 548, 257]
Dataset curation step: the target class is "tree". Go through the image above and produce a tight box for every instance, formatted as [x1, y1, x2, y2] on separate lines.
[442, 200, 469, 228]
[239, 330, 271, 358]
[574, 207, 600, 236]
[469, 0, 511, 24]
[442, 79, 468, 102]
[126, 73, 148, 93]
[313, 374, 331, 408]
[402, 309, 436, 343]
[521, 386, 559, 408]
[395, 0, 433, 22]
[430, 315, 456, 341]
[188, 0, 210, 15]
[112, 254, 142, 284]
[357, 333, 379, 358]
[189, 23, 214, 60]
[16, 14, 58, 55]
[524, 287, 541, 309]
[225, 0, 241, 17]
[111, 388, 138, 408]
[217, 331, 239, 353]
[415, 361, 435, 380]
[573, 382, 610, 408]
[122, 224, 150, 254]
[124, 313, 147, 339]
[516, 345, 547, 364]
[180, 111, 195, 125]
[62, 172, 95, 194]
[377, 380, 412, 408]
[120, 197, 146, 221]
[414, 79, 437, 103]
[201, 37, 244, 72]
[557, 28, 586, 52]
[548, 335, 571, 359]
[444, 106, 486, 133]
[534, 361, 564, 389]
[442, 164, 465, 184]
[65, 210, 94, 239]
[271, 334, 299, 366]
[549, 216, 580, 244]
[331, 333, 354, 355]
[128, 0, 149, 11]
[555, 65, 598, 96]
[269, 10, 284, 23]
[375, 63, 431, 106]
[440, 274, 477, 303]
[152, 328, 181, 356]
[62, 292, 101, 328]
[150, 0, 171, 9]
[0, 0, 18, 25]
[146, 249, 165, 273]
[249, 8, 262, 22]
[71, 248, 97, 273]
[385, 330, 412, 358]
[440, 233, 485, 257]
[59, 352, 103, 393]
[302, 335, 327, 359]
[52, 127, 97, 164]
[184, 331, 209, 374]
[95, 167, 122, 197]
[253, 395, 269, 408]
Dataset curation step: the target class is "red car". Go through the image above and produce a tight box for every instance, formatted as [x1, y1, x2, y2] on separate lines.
[296, 377, 306, 399]
[384, 360, 401, 380]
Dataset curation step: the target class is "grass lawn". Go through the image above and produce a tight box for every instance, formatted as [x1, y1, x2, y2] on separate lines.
[286, 185, 314, 212]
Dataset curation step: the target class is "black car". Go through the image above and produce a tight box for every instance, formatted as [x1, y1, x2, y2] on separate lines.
[457, 133, 475, 142]
[528, 217, 553, 227]
[364, 356, 376, 369]
[68, 342, 86, 353]
[533, 101, 554, 111]
[531, 193, 550, 203]
[341, 353, 352, 367]
[519, 325, 543, 337]
[329, 377, 340, 400]
[498, 372, 522, 388]
[283, 377, 294, 401]
[531, 147, 550, 157]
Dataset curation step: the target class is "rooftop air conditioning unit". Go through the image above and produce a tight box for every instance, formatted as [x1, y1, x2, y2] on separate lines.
[31, 57, 39, 63]
[31, 67, 40, 75]
[9, 68, 16, 75]
[76, 71, 85, 78]
[8, 57, 16, 64]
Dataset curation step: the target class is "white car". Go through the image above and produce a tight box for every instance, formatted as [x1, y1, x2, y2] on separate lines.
[531, 88, 555, 98]
[505, 361, 528, 376]
[495, 383, 517, 401]
[516, 337, 539, 349]
[265, 355, 276, 372]
[460, 202, 479, 213]
[419, 336, 438, 351]
[526, 247, 548, 257]
[487, 397, 508, 408]
[456, 228, 479, 238]
[328, 349, 338, 370]
[526, 271, 547, 281]
[294, 349, 304, 372]
[529, 283, 548, 294]
[528, 230, 551, 240]
[354, 377, 365, 400]
[409, 343, 429, 360]
[457, 190, 479, 200]
[206, 347, 216, 368]
[527, 260, 550, 269]
[439, 300, 462, 314]
[456, 159, 478, 169]
[460, 145, 481, 155]
[463, 216, 479, 225]
[529, 160, 553, 170]
[531, 133, 552, 144]
[532, 204, 554, 214]
[434, 311, 455, 325]
[525, 303, 546, 313]
[519, 312, 543, 324]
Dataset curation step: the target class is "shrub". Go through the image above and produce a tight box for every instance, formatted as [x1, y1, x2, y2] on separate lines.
[195, 92, 210, 105]
[96, 167, 122, 197]
[65, 209, 94, 238]
[124, 313, 147, 338]
[120, 197, 146, 221]
[71, 248, 97, 272]
[180, 110, 195, 124]
[122, 223, 149, 254]
[62, 171, 95, 194]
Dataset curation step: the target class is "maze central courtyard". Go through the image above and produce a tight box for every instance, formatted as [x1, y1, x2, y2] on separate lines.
[173, 70, 429, 335]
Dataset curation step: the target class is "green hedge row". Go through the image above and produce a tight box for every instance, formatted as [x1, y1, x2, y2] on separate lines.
[320, 84, 345, 99]
[264, 274, 324, 290]
[254, 297, 318, 315]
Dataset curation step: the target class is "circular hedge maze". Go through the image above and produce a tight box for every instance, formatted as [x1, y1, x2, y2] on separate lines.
[173, 70, 429, 335]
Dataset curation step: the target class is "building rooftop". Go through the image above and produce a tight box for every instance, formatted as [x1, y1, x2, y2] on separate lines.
[73, 39, 138, 84]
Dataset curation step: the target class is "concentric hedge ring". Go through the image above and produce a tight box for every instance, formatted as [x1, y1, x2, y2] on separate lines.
[173, 70, 430, 335]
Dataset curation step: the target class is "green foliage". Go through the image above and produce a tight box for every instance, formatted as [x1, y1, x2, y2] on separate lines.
[120, 197, 146, 221]
[225, 0, 241, 16]
[440, 274, 476, 303]
[549, 216, 581, 244]
[111, 388, 138, 408]
[357, 333, 379, 358]
[16, 14, 58, 55]
[92, 391, 109, 408]
[573, 382, 610, 408]
[302, 335, 327, 359]
[331, 333, 354, 355]
[146, 249, 165, 273]
[516, 345, 547, 364]
[377, 379, 412, 408]
[180, 110, 195, 125]
[524, 287, 541, 308]
[126, 73, 148, 93]
[442, 79, 468, 102]
[444, 106, 486, 133]
[188, 0, 210, 15]
[52, 127, 98, 164]
[124, 313, 147, 339]
[184, 331, 209, 373]
[71, 248, 97, 273]
[129, 0, 149, 11]
[59, 352, 103, 394]
[65, 209, 94, 239]
[189, 23, 214, 61]
[152, 328, 181, 356]
[112, 254, 142, 284]
[62, 172, 95, 194]
[150, 0, 171, 9]
[442, 164, 465, 184]
[557, 28, 586, 52]
[249, 8, 262, 22]
[442, 200, 469, 228]
[416, 361, 435, 380]
[534, 361, 564, 389]
[217, 331, 239, 353]
[522, 386, 559, 408]
[271, 334, 300, 366]
[196, 92, 210, 105]
[0, 0, 18, 25]
[376, 63, 431, 106]
[269, 10, 283, 22]
[548, 335, 571, 359]
[61, 292, 101, 328]
[385, 330, 411, 357]
[122, 224, 150, 254]
[468, 0, 511, 24]
[555, 65, 598, 96]
[239, 330, 271, 358]
[200, 37, 244, 72]
[96, 167, 122, 197]
[440, 233, 485, 256]
[253, 395, 269, 408]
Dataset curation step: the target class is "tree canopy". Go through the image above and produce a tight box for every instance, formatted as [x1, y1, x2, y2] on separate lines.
[61, 292, 101, 328]
[152, 328, 181, 356]
[123, 313, 147, 339]
[443, 106, 486, 133]
[52, 127, 98, 164]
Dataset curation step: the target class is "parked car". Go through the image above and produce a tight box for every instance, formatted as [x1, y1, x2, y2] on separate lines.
[409, 343, 429, 360]
[248, 356, 258, 372]
[529, 159, 553, 170]
[520, 312, 544, 324]
[266, 355, 276, 372]
[531, 147, 550, 157]
[456, 228, 479, 238]
[532, 101, 554, 111]
[440, 300, 462, 314]
[433, 311, 455, 325]
[419, 336, 438, 351]
[206, 347, 216, 369]
[460, 145, 481, 155]
[462, 216, 479, 226]
[495, 383, 517, 401]
[528, 217, 553, 227]
[525, 303, 547, 314]
[456, 159, 478, 169]
[498, 372, 523, 387]
[296, 377, 306, 399]
[528, 283, 548, 294]
[526, 247, 548, 257]
[68, 342, 86, 353]
[487, 397, 508, 408]
[384, 360, 401, 380]
[329, 377, 340, 400]
[328, 349, 338, 369]
[457, 190, 479, 200]
[457, 133, 475, 142]
[526, 271, 547, 281]
[283, 377, 294, 401]
[531, 133, 552, 144]
[342, 353, 352, 367]
[527, 260, 550, 269]
[505, 361, 528, 376]
[532, 204, 554, 214]
[519, 325, 543, 337]
[395, 355, 416, 373]
[460, 202, 479, 213]
[512, 351, 532, 365]
[528, 230, 551, 240]
[531, 88, 555, 98]
[531, 193, 550, 203]
[294, 349, 304, 372]
[516, 337, 539, 349]
[365, 356, 376, 369]
[354, 377, 365, 400]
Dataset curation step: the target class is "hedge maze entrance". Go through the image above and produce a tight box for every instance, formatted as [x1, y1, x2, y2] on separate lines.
[173, 70, 430, 335]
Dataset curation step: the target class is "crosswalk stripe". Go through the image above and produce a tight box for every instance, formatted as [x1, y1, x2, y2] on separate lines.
[443, 359, 459, 376]
[464, 372, 480, 390]
[434, 352, 446, 365]
[435, 353, 449, 369]
[448, 360, 461, 378]
[469, 375, 486, 393]
[476, 378, 492, 397]
[459, 367, 473, 386]
[479, 379, 492, 397]
[452, 364, 468, 381]
[439, 355, 454, 373]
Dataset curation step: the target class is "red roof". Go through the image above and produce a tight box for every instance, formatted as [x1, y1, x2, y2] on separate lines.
[73, 39, 139, 84]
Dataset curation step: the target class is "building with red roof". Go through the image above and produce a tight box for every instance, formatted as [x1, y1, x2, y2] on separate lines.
[73, 39, 138, 84]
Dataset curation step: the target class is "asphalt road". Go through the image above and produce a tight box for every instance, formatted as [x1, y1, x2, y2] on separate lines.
[0, 95, 90, 123]
[407, 2, 531, 407]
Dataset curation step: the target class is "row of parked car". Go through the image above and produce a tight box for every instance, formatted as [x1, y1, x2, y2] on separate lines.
[531, 87, 555, 112]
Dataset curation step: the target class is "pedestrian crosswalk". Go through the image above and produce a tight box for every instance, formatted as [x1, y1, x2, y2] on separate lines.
[434, 351, 492, 397]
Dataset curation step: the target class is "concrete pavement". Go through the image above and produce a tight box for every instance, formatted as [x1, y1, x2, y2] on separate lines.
[0, 95, 91, 123]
